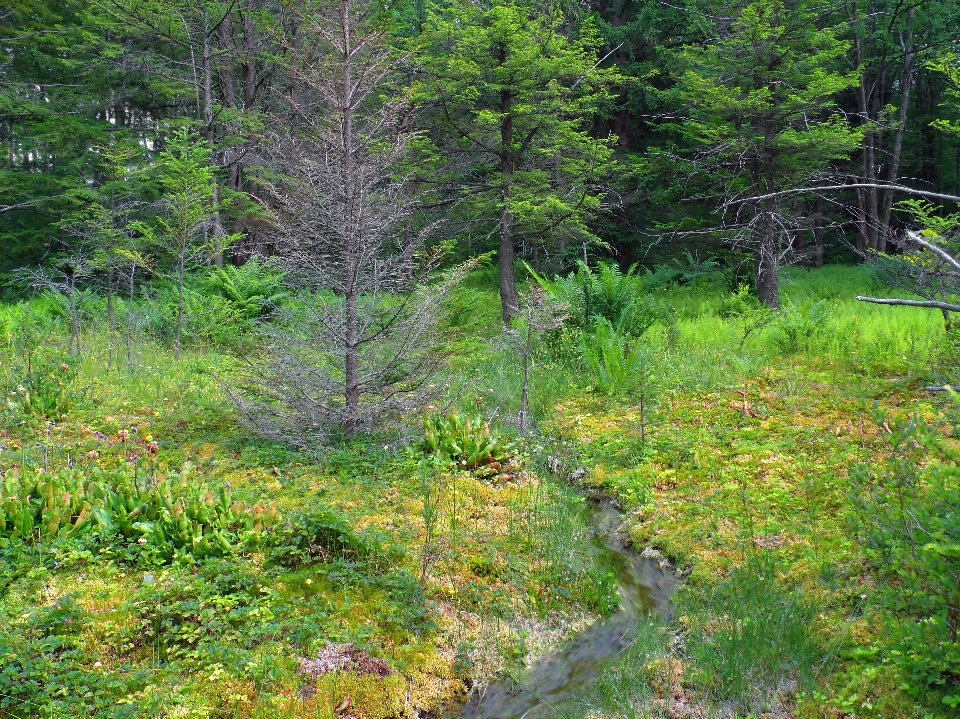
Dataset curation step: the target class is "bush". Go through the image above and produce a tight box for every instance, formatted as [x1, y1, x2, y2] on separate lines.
[851, 410, 960, 699]
[269, 509, 368, 568]
[580, 318, 657, 397]
[422, 407, 514, 470]
[648, 250, 724, 288]
[772, 298, 832, 354]
[204, 259, 288, 321]
[144, 278, 245, 347]
[3, 354, 78, 420]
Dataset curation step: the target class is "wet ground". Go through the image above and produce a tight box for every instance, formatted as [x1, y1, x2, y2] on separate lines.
[458, 499, 675, 718]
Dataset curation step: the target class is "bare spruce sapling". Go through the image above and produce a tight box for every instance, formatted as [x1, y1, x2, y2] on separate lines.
[235, 0, 473, 442]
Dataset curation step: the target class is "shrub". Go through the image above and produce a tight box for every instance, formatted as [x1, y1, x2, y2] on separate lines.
[270, 509, 368, 568]
[648, 250, 724, 288]
[580, 318, 656, 397]
[204, 258, 288, 321]
[851, 410, 960, 699]
[536, 261, 673, 337]
[3, 355, 78, 420]
[772, 298, 832, 354]
[144, 278, 244, 347]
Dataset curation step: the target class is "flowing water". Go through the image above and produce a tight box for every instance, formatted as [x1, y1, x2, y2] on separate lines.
[458, 499, 675, 719]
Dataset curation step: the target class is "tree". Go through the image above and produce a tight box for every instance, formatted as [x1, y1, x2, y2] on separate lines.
[846, 0, 960, 252]
[674, 0, 861, 307]
[140, 127, 230, 359]
[235, 0, 473, 442]
[418, 0, 618, 323]
[0, 0, 119, 274]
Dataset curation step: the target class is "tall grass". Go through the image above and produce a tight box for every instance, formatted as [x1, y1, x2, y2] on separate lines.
[678, 554, 822, 713]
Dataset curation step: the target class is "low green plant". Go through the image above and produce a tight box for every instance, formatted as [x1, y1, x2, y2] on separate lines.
[269, 508, 367, 568]
[204, 258, 288, 321]
[535, 261, 673, 337]
[679, 556, 821, 711]
[423, 407, 513, 470]
[648, 250, 724, 287]
[580, 318, 656, 397]
[4, 356, 77, 420]
[772, 299, 832, 354]
[0, 462, 279, 561]
[850, 409, 960, 700]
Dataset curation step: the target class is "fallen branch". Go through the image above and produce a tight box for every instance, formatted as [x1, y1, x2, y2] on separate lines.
[856, 296, 960, 312]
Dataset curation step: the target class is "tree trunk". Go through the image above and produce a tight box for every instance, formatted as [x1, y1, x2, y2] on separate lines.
[519, 321, 532, 433]
[852, 4, 879, 251]
[176, 257, 184, 361]
[498, 44, 519, 324]
[242, 0, 258, 111]
[202, 15, 226, 267]
[878, 7, 916, 252]
[755, 238, 779, 308]
[217, 10, 237, 107]
[341, 0, 360, 435]
[812, 195, 825, 268]
[126, 263, 136, 369]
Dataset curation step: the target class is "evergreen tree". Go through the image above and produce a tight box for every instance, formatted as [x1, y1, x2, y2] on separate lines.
[418, 0, 618, 323]
[675, 0, 861, 306]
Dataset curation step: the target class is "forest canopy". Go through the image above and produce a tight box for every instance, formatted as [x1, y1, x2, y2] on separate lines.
[3, 0, 960, 313]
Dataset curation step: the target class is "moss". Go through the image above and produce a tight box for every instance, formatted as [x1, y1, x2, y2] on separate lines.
[314, 673, 406, 719]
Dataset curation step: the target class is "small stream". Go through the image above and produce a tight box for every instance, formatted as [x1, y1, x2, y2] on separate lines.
[458, 499, 676, 719]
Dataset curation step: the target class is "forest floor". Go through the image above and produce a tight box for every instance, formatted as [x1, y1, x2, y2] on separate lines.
[0, 265, 954, 719]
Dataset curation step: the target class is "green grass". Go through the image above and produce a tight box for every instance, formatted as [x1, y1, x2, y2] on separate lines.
[1, 263, 957, 719]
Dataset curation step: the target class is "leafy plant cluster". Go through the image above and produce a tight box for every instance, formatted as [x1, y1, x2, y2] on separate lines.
[532, 261, 674, 402]
[423, 407, 515, 470]
[0, 462, 279, 562]
[3, 355, 78, 420]
[536, 261, 675, 338]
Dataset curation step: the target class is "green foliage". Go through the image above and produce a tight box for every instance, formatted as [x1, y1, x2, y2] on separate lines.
[851, 410, 960, 696]
[772, 299, 832, 354]
[894, 199, 960, 239]
[4, 355, 77, 420]
[204, 259, 288, 322]
[145, 277, 246, 346]
[648, 251, 725, 288]
[0, 463, 279, 561]
[679, 558, 820, 711]
[416, 0, 619, 316]
[269, 509, 368, 568]
[125, 559, 270, 663]
[423, 407, 514, 470]
[580, 318, 657, 397]
[537, 261, 674, 337]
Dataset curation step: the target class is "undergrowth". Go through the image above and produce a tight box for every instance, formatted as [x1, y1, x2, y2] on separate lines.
[0, 263, 956, 718]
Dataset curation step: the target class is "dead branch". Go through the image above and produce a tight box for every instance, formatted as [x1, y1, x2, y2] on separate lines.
[855, 296, 960, 312]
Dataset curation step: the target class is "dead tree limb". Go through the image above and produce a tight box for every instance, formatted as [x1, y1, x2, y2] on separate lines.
[856, 296, 960, 313]
[724, 184, 960, 207]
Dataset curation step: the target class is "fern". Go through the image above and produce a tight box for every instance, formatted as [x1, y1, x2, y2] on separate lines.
[535, 261, 673, 337]
[580, 318, 654, 395]
[205, 259, 288, 321]
[773, 299, 832, 354]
